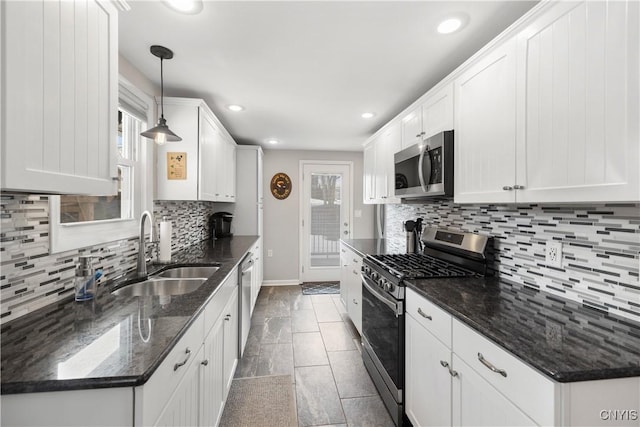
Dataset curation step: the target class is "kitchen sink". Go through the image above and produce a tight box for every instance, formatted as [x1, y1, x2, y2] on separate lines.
[112, 278, 206, 297]
[154, 265, 220, 279]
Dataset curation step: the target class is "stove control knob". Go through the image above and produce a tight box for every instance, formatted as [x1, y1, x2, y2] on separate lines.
[384, 282, 394, 292]
[378, 278, 385, 288]
[363, 266, 370, 275]
[371, 272, 379, 281]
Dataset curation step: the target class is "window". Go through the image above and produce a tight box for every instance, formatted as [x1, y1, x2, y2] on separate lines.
[49, 78, 153, 253]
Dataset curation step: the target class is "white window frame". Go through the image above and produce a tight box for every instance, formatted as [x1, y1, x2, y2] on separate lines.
[49, 76, 154, 253]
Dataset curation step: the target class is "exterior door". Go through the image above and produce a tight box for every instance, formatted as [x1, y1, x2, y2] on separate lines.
[300, 162, 352, 282]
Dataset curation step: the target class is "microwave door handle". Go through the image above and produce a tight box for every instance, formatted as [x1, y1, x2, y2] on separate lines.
[418, 145, 432, 192]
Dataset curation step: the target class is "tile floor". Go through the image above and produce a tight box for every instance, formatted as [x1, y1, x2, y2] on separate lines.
[234, 285, 395, 427]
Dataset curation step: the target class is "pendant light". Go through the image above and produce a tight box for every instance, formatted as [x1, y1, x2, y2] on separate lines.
[141, 45, 182, 144]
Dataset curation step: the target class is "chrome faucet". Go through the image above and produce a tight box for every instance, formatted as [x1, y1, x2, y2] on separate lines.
[137, 211, 155, 277]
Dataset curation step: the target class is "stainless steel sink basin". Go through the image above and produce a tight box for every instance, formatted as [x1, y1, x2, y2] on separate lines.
[155, 265, 220, 279]
[112, 278, 206, 297]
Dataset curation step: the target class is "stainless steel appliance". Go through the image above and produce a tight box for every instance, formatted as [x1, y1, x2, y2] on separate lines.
[394, 130, 454, 199]
[360, 227, 492, 426]
[238, 252, 254, 357]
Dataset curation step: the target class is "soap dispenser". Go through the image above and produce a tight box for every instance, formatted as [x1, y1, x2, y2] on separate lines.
[75, 256, 101, 301]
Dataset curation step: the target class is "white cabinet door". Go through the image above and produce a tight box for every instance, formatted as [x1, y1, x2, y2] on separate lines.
[454, 39, 518, 204]
[346, 254, 362, 334]
[405, 313, 452, 427]
[421, 83, 454, 140]
[377, 123, 402, 204]
[452, 355, 536, 427]
[222, 287, 239, 397]
[363, 143, 376, 204]
[516, 0, 640, 203]
[1, 0, 118, 195]
[198, 109, 218, 201]
[154, 346, 203, 427]
[339, 244, 350, 307]
[250, 239, 263, 312]
[401, 106, 423, 149]
[201, 316, 225, 427]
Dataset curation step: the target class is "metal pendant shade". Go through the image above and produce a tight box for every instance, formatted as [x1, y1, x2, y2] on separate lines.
[141, 45, 182, 144]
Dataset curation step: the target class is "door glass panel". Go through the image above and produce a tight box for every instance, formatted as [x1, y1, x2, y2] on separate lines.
[309, 173, 342, 267]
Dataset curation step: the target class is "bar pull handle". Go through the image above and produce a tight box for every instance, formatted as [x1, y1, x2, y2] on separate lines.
[417, 307, 432, 320]
[478, 353, 507, 377]
[174, 348, 192, 371]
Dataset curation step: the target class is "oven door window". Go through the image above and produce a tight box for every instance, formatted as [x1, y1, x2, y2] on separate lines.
[361, 281, 404, 389]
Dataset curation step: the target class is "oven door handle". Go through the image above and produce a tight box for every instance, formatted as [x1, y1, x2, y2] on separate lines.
[361, 275, 403, 317]
[418, 144, 431, 192]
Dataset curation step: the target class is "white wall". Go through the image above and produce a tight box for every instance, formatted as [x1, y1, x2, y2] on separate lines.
[263, 150, 374, 282]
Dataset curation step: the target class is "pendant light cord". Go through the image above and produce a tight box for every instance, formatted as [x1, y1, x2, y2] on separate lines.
[160, 57, 164, 119]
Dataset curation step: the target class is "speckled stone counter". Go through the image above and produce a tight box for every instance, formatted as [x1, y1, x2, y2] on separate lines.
[407, 277, 640, 383]
[341, 238, 390, 257]
[1, 236, 258, 394]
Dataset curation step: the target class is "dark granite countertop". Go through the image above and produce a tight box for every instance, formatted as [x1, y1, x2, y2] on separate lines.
[341, 238, 390, 257]
[407, 277, 640, 383]
[1, 236, 258, 394]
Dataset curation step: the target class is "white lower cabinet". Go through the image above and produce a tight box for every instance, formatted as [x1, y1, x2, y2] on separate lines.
[405, 288, 640, 427]
[339, 242, 363, 334]
[137, 269, 239, 427]
[405, 312, 452, 427]
[250, 238, 263, 314]
[452, 354, 536, 427]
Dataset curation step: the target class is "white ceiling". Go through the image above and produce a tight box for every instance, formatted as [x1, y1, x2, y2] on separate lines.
[119, 1, 537, 151]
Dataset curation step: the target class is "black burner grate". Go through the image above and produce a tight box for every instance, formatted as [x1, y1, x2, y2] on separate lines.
[369, 253, 476, 279]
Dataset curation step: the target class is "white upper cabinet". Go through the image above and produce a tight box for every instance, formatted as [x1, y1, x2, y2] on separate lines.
[363, 142, 376, 204]
[374, 123, 401, 203]
[454, 39, 518, 204]
[401, 83, 454, 149]
[156, 97, 236, 202]
[515, 0, 640, 203]
[1, 0, 118, 195]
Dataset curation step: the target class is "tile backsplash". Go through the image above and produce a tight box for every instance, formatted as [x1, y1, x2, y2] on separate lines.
[386, 201, 640, 321]
[0, 194, 215, 324]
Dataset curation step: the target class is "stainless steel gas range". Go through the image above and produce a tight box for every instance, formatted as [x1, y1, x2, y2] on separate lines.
[360, 227, 493, 426]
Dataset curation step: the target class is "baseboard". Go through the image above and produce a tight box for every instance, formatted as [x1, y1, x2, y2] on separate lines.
[261, 280, 301, 287]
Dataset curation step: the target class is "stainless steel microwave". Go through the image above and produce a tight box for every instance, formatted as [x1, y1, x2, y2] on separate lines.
[394, 130, 454, 199]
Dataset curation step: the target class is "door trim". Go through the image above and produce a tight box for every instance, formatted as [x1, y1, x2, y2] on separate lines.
[298, 160, 354, 283]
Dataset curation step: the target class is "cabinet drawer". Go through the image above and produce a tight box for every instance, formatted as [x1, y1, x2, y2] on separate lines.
[406, 288, 452, 347]
[452, 319, 556, 426]
[136, 313, 205, 425]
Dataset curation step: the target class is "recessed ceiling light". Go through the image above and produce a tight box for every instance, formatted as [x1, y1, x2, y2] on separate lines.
[437, 18, 463, 34]
[163, 0, 203, 14]
[227, 105, 244, 112]
[266, 139, 279, 145]
[361, 112, 376, 119]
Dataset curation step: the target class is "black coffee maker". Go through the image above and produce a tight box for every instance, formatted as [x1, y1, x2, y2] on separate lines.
[210, 212, 233, 239]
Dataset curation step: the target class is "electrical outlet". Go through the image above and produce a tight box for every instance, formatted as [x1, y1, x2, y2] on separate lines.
[267, 249, 273, 257]
[545, 241, 563, 268]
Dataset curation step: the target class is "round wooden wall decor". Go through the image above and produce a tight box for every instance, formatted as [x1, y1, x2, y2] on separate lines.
[270, 172, 292, 200]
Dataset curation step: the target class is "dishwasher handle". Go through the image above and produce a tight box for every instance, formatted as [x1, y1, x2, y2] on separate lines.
[241, 252, 254, 273]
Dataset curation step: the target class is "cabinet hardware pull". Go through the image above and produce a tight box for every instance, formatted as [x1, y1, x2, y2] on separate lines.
[417, 308, 432, 320]
[502, 186, 513, 191]
[440, 360, 459, 377]
[201, 359, 209, 366]
[353, 299, 358, 305]
[111, 176, 122, 181]
[477, 353, 507, 377]
[513, 184, 525, 190]
[353, 270, 358, 275]
[415, 133, 421, 138]
[174, 348, 192, 371]
[224, 314, 231, 321]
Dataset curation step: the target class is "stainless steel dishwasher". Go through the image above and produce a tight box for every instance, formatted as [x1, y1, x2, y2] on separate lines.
[238, 252, 254, 357]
